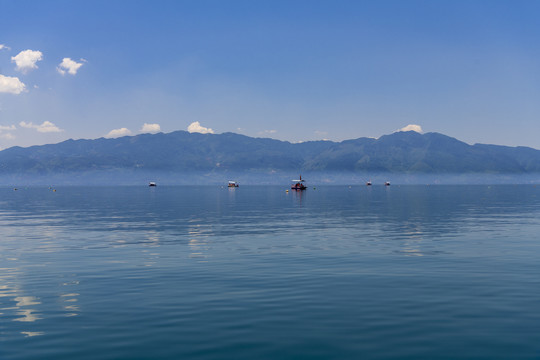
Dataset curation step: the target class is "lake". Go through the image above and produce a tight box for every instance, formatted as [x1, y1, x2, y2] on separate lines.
[1, 185, 540, 359]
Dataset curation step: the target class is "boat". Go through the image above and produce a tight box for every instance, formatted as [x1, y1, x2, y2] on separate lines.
[385, 181, 390, 186]
[291, 175, 307, 190]
[228, 181, 239, 188]
[366, 180, 372, 186]
[149, 182, 157, 187]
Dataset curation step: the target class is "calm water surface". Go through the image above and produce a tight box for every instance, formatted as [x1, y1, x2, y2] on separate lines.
[1, 185, 540, 359]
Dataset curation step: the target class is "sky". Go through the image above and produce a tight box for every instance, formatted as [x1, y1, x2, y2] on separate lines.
[1, 0, 540, 149]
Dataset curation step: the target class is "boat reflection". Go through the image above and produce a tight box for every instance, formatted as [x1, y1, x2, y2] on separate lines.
[291, 187, 305, 205]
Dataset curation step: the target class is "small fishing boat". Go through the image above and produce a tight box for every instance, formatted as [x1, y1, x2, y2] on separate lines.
[228, 181, 239, 188]
[366, 180, 372, 186]
[385, 181, 390, 186]
[149, 182, 157, 187]
[291, 175, 307, 190]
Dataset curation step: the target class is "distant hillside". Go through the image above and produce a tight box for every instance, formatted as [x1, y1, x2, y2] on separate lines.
[1, 130, 540, 184]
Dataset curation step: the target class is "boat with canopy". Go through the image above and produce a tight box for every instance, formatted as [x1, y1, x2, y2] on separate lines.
[291, 175, 307, 190]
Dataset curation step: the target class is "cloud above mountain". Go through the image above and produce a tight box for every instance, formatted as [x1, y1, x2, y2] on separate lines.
[105, 127, 131, 138]
[396, 124, 423, 133]
[0, 124, 16, 140]
[259, 129, 277, 136]
[140, 123, 161, 133]
[187, 121, 214, 134]
[20, 121, 63, 133]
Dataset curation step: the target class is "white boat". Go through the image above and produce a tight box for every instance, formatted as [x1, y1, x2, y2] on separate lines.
[149, 182, 157, 187]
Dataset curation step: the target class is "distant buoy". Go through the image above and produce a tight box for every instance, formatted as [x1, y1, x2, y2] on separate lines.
[313, 187, 316, 190]
[13, 188, 17, 191]
[286, 190, 289, 192]
[53, 189, 56, 192]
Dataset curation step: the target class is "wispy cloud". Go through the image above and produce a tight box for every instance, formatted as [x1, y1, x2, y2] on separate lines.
[19, 121, 63, 133]
[105, 127, 131, 138]
[0, 123, 16, 140]
[258, 129, 277, 135]
[57, 58, 85, 75]
[0, 44, 10, 51]
[0, 125, 16, 131]
[395, 124, 423, 133]
[0, 133, 15, 140]
[187, 121, 214, 134]
[12, 50, 43, 73]
[139, 123, 161, 133]
[0, 75, 26, 94]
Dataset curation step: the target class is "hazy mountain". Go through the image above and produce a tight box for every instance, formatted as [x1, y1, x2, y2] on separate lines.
[2, 130, 540, 184]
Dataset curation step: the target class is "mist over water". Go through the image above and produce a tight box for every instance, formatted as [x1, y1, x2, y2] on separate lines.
[1, 185, 540, 359]
[3, 171, 540, 186]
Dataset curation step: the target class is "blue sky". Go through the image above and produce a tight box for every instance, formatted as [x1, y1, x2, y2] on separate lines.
[1, 0, 540, 149]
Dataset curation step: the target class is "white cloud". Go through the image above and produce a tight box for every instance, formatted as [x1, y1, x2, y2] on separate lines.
[395, 124, 424, 133]
[187, 121, 214, 134]
[0, 123, 16, 140]
[0, 125, 16, 131]
[12, 50, 43, 73]
[0, 74, 26, 94]
[139, 123, 161, 133]
[0, 133, 15, 140]
[57, 58, 84, 75]
[0, 44, 10, 51]
[258, 129, 277, 136]
[105, 127, 131, 138]
[19, 121, 63, 133]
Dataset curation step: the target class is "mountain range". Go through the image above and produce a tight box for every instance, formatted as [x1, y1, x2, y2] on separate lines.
[2, 130, 540, 185]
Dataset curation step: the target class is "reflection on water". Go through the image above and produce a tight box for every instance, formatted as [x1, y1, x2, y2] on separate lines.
[0, 253, 83, 339]
[14, 308, 41, 323]
[188, 238, 209, 261]
[0, 267, 44, 339]
[290, 188, 305, 205]
[188, 219, 211, 261]
[140, 229, 162, 267]
[143, 229, 161, 247]
[61, 293, 80, 317]
[1, 185, 540, 359]
[395, 222, 426, 256]
[21, 331, 44, 337]
[14, 296, 41, 308]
